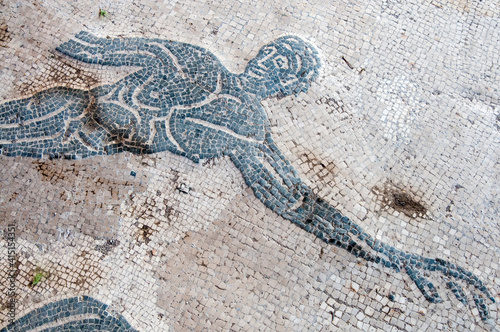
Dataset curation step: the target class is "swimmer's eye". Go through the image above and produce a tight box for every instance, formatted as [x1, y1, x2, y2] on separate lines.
[274, 55, 289, 69]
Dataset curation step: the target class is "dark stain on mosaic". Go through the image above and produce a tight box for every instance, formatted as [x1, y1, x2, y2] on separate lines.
[374, 184, 428, 219]
[0, 22, 10, 45]
[18, 54, 101, 97]
[33, 159, 89, 184]
[391, 191, 427, 218]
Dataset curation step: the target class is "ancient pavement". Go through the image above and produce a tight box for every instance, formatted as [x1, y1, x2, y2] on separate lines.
[0, 0, 499, 331]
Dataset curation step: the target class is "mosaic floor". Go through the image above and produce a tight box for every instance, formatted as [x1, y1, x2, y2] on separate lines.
[0, 0, 499, 331]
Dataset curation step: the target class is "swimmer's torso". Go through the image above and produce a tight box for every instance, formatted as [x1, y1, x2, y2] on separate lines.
[87, 44, 268, 160]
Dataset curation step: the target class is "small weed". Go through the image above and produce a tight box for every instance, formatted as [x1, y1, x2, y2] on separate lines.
[99, 9, 108, 18]
[32, 271, 44, 286]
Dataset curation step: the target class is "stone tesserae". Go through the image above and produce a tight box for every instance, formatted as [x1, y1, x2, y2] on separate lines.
[0, 32, 494, 330]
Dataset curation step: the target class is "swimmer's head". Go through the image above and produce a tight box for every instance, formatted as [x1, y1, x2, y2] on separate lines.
[243, 36, 321, 98]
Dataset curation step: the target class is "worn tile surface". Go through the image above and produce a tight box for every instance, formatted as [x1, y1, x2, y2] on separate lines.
[0, 0, 499, 331]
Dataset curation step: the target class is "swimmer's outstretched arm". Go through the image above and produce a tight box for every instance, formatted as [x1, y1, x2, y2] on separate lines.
[56, 31, 224, 81]
[56, 31, 183, 68]
[228, 139, 495, 321]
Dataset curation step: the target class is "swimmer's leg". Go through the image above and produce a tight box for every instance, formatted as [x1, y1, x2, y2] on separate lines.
[0, 87, 107, 158]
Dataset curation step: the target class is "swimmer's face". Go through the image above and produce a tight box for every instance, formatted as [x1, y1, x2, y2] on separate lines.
[245, 37, 320, 97]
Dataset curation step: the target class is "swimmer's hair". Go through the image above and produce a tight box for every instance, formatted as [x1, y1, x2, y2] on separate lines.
[272, 35, 321, 81]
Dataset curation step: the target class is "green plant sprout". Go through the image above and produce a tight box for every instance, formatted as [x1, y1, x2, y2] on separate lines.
[99, 9, 108, 18]
[32, 271, 44, 286]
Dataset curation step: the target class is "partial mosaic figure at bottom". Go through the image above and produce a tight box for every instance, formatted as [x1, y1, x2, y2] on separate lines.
[0, 296, 136, 332]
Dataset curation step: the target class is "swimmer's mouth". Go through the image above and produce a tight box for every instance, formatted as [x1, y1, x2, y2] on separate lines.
[247, 64, 269, 79]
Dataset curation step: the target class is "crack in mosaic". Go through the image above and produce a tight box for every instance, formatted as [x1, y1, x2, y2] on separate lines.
[0, 32, 495, 327]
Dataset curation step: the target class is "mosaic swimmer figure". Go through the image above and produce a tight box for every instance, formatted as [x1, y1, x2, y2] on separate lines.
[0, 32, 495, 322]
